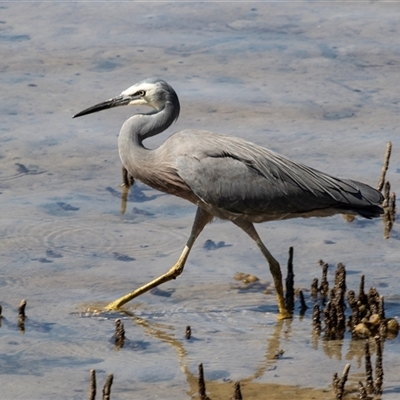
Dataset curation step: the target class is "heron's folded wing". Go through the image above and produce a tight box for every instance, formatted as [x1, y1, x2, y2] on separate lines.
[176, 138, 383, 218]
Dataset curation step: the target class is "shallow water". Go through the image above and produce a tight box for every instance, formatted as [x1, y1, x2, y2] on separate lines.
[1, 2, 400, 399]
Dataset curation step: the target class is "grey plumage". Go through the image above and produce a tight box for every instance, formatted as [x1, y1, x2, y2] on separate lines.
[74, 78, 383, 316]
[172, 129, 382, 220]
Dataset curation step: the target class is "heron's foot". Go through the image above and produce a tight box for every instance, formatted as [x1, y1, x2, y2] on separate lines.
[104, 253, 189, 311]
[104, 280, 156, 311]
[105, 296, 130, 311]
[277, 309, 293, 320]
[104, 280, 155, 311]
[276, 291, 293, 319]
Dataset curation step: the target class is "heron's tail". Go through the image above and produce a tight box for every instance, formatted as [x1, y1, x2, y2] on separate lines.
[337, 179, 384, 219]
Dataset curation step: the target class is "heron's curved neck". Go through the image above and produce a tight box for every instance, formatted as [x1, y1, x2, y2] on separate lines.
[122, 101, 177, 147]
[118, 101, 178, 178]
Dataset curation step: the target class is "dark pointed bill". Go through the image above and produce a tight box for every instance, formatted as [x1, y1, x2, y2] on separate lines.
[73, 95, 131, 118]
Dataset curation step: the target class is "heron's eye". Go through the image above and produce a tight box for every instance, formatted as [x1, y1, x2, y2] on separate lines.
[136, 90, 146, 97]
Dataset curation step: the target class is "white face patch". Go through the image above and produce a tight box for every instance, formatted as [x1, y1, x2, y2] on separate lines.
[120, 82, 163, 110]
[121, 82, 156, 97]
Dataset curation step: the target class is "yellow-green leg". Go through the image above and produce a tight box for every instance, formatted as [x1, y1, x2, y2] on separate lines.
[233, 219, 292, 319]
[105, 207, 213, 311]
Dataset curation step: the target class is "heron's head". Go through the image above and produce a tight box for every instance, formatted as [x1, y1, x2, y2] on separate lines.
[73, 78, 180, 119]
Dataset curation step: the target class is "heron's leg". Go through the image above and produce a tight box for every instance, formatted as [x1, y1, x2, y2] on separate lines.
[105, 207, 213, 311]
[121, 166, 134, 188]
[120, 168, 135, 215]
[232, 220, 291, 319]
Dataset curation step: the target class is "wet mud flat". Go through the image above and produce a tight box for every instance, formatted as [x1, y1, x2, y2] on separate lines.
[1, 1, 400, 399]
[1, 257, 400, 400]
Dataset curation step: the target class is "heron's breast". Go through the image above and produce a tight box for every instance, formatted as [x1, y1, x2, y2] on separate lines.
[137, 165, 200, 205]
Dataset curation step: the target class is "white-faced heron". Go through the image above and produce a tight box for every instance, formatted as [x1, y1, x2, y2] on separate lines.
[74, 78, 383, 318]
